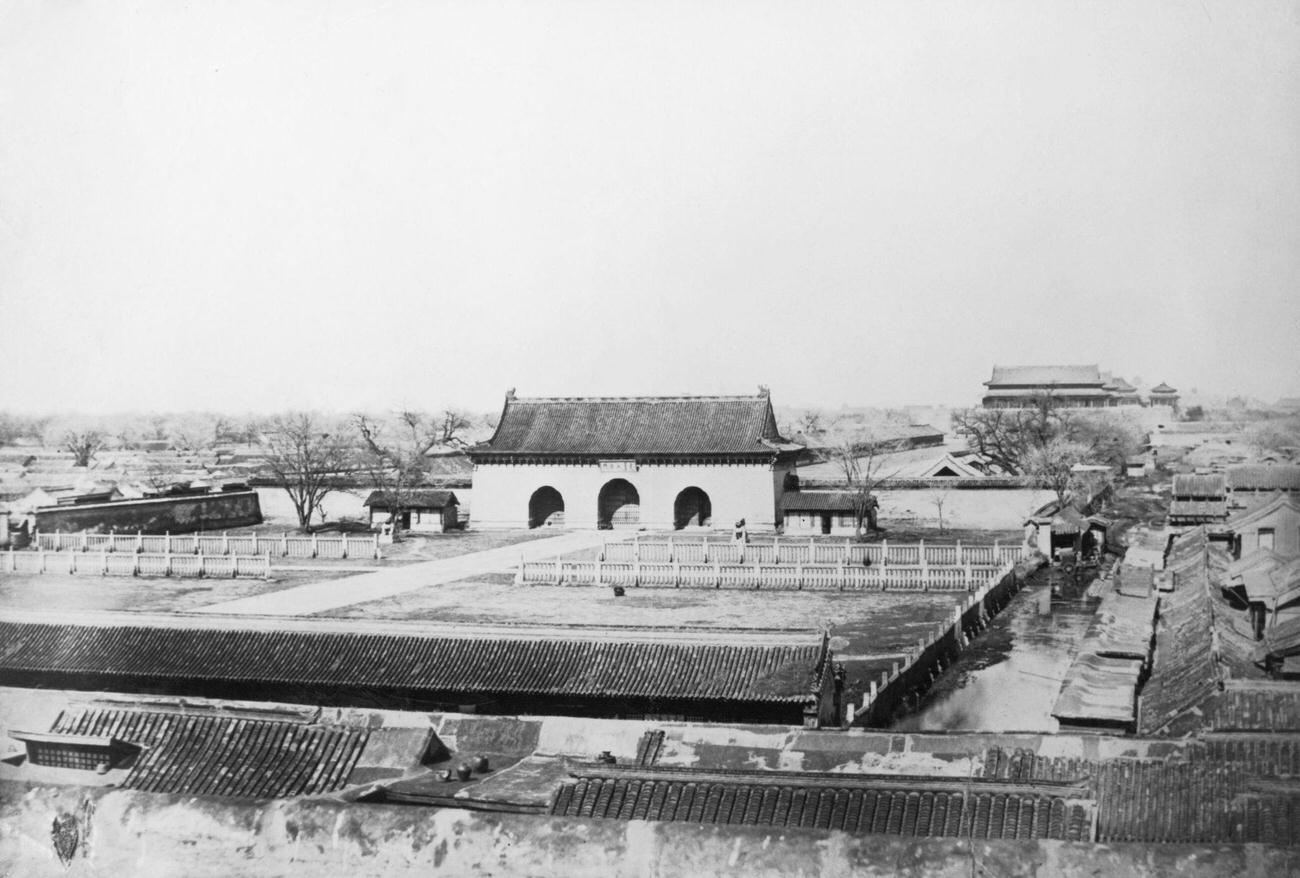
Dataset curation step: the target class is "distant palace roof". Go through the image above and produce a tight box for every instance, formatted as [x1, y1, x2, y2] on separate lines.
[985, 365, 1104, 387]
[472, 391, 793, 459]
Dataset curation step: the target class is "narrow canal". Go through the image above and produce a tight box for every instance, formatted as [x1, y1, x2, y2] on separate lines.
[890, 565, 1100, 733]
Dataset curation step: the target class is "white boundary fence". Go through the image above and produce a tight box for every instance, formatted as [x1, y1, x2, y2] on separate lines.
[599, 536, 1024, 567]
[3, 547, 271, 579]
[32, 530, 380, 560]
[516, 557, 1013, 592]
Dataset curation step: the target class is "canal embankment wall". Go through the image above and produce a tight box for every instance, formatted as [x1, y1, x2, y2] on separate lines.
[854, 556, 1043, 726]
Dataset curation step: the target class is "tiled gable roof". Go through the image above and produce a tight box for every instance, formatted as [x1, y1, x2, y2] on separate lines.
[781, 491, 861, 512]
[551, 764, 1093, 841]
[0, 615, 826, 705]
[985, 365, 1103, 387]
[362, 489, 458, 509]
[1172, 473, 1226, 498]
[47, 707, 369, 798]
[1168, 498, 1228, 522]
[1228, 466, 1300, 493]
[473, 394, 785, 457]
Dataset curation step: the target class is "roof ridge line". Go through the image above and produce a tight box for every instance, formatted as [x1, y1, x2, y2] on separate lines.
[510, 394, 767, 402]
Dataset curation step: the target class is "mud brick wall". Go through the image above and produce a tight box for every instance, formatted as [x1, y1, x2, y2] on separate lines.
[33, 491, 263, 534]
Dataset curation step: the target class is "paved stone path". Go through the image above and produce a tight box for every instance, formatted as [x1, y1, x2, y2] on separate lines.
[196, 530, 627, 617]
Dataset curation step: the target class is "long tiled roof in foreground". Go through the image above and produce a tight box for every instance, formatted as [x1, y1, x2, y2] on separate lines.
[48, 706, 368, 798]
[0, 613, 827, 704]
[473, 393, 790, 458]
[551, 764, 1093, 840]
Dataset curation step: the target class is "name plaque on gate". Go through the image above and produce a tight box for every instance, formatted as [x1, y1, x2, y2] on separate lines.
[598, 459, 638, 473]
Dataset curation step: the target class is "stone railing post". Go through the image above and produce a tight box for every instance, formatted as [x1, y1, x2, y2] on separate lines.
[555, 555, 563, 585]
[633, 534, 640, 562]
[222, 531, 229, 555]
[311, 532, 319, 558]
[796, 561, 803, 590]
[101, 550, 108, 576]
[667, 535, 674, 563]
[715, 558, 722, 588]
[281, 532, 289, 557]
[80, 530, 88, 552]
[374, 533, 381, 560]
[514, 555, 525, 586]
[773, 535, 781, 564]
[673, 559, 680, 587]
[880, 539, 888, 570]
[701, 534, 709, 563]
[595, 557, 602, 585]
[136, 530, 144, 554]
[955, 539, 963, 564]
[197, 551, 205, 578]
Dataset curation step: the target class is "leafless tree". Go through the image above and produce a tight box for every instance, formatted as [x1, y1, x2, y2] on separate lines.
[1024, 437, 1094, 508]
[436, 409, 473, 446]
[262, 413, 355, 529]
[929, 486, 953, 532]
[952, 397, 1140, 477]
[827, 430, 897, 538]
[353, 411, 441, 531]
[63, 430, 105, 467]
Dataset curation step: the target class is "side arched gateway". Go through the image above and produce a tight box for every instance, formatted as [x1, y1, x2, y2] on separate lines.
[673, 487, 712, 529]
[528, 486, 565, 529]
[597, 479, 640, 529]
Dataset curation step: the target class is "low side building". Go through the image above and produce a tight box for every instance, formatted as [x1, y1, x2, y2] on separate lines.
[468, 389, 801, 531]
[1227, 493, 1300, 558]
[363, 489, 459, 533]
[780, 490, 871, 536]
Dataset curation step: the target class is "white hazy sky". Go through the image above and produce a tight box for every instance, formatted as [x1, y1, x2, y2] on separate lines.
[1, 0, 1297, 414]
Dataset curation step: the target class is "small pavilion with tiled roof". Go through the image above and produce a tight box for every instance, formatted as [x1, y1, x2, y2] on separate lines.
[1146, 382, 1179, 409]
[468, 388, 801, 530]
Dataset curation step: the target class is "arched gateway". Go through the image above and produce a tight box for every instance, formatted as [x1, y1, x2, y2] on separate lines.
[674, 487, 712, 529]
[598, 479, 640, 529]
[528, 486, 565, 529]
[467, 391, 799, 530]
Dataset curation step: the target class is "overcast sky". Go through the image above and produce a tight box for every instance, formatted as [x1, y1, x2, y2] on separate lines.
[1, 0, 1297, 415]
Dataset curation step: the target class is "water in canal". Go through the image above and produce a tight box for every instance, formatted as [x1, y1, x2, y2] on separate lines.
[890, 567, 1099, 733]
